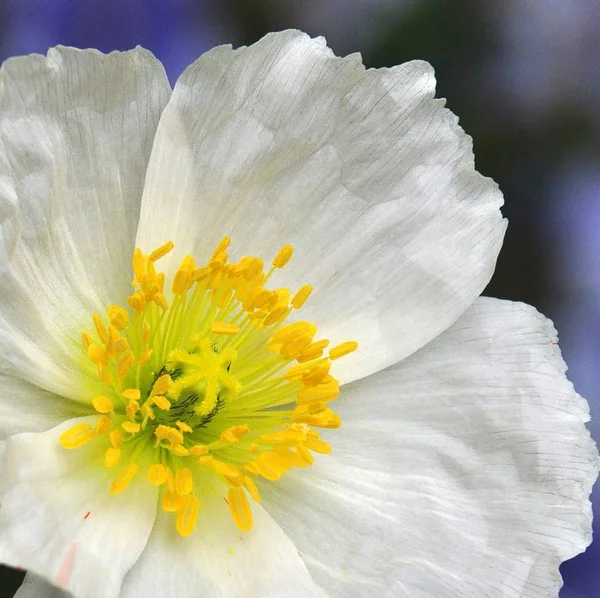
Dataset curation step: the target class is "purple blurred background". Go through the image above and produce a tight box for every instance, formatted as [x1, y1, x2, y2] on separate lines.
[0, 0, 598, 596]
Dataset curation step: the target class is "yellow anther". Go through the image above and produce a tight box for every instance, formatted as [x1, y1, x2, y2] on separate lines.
[108, 304, 129, 330]
[112, 337, 129, 355]
[220, 425, 249, 444]
[97, 365, 112, 385]
[87, 343, 108, 366]
[92, 396, 113, 414]
[210, 321, 240, 335]
[260, 429, 307, 446]
[243, 476, 261, 503]
[297, 339, 329, 362]
[173, 255, 195, 295]
[127, 291, 146, 312]
[272, 244, 293, 268]
[122, 421, 141, 434]
[304, 437, 332, 454]
[271, 321, 317, 344]
[253, 458, 282, 482]
[152, 374, 172, 396]
[121, 388, 141, 401]
[110, 429, 124, 449]
[117, 353, 135, 378]
[301, 364, 332, 387]
[132, 248, 146, 282]
[153, 292, 168, 310]
[176, 495, 200, 537]
[162, 489, 184, 512]
[96, 416, 112, 435]
[176, 421, 193, 433]
[242, 286, 271, 311]
[148, 464, 167, 486]
[295, 443, 314, 464]
[291, 284, 313, 309]
[110, 463, 139, 495]
[263, 305, 288, 327]
[213, 461, 244, 486]
[149, 240, 174, 262]
[170, 444, 189, 457]
[274, 447, 311, 468]
[283, 360, 320, 381]
[211, 236, 231, 259]
[93, 313, 108, 344]
[329, 341, 358, 360]
[192, 266, 211, 282]
[138, 348, 153, 365]
[104, 447, 121, 468]
[297, 381, 340, 404]
[126, 400, 140, 419]
[228, 487, 253, 532]
[244, 462, 260, 476]
[175, 468, 193, 496]
[141, 403, 155, 420]
[166, 427, 184, 446]
[189, 445, 208, 456]
[59, 423, 96, 449]
[81, 332, 92, 350]
[154, 425, 169, 440]
[152, 395, 171, 411]
[142, 322, 151, 344]
[197, 455, 214, 467]
[243, 257, 264, 280]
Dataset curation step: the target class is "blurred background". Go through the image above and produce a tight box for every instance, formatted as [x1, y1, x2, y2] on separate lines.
[0, 0, 598, 596]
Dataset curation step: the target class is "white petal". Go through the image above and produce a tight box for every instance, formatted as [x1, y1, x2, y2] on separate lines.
[263, 298, 598, 597]
[0, 373, 88, 440]
[0, 417, 158, 598]
[14, 573, 70, 598]
[121, 487, 327, 598]
[137, 30, 505, 383]
[0, 47, 170, 400]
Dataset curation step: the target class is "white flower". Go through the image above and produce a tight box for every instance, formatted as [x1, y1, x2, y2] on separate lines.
[0, 30, 597, 598]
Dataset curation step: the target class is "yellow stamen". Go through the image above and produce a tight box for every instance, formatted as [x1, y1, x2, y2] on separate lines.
[92, 396, 113, 414]
[87, 343, 108, 366]
[175, 468, 193, 496]
[110, 463, 139, 494]
[108, 304, 129, 330]
[176, 495, 200, 537]
[210, 322, 240, 335]
[149, 240, 174, 262]
[148, 464, 167, 486]
[104, 447, 121, 468]
[152, 374, 172, 396]
[59, 424, 96, 449]
[228, 487, 253, 532]
[122, 388, 141, 401]
[96, 416, 112, 435]
[272, 244, 293, 268]
[291, 284, 313, 309]
[152, 395, 171, 411]
[122, 421, 141, 434]
[329, 341, 358, 360]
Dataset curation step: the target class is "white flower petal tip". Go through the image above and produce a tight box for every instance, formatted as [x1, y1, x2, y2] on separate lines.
[137, 29, 506, 384]
[0, 418, 158, 598]
[264, 298, 599, 597]
[0, 45, 170, 401]
[120, 492, 328, 598]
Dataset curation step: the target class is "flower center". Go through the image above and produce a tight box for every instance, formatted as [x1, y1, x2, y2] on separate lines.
[60, 238, 357, 536]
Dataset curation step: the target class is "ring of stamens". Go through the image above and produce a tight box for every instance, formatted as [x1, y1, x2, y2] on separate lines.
[60, 238, 357, 536]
